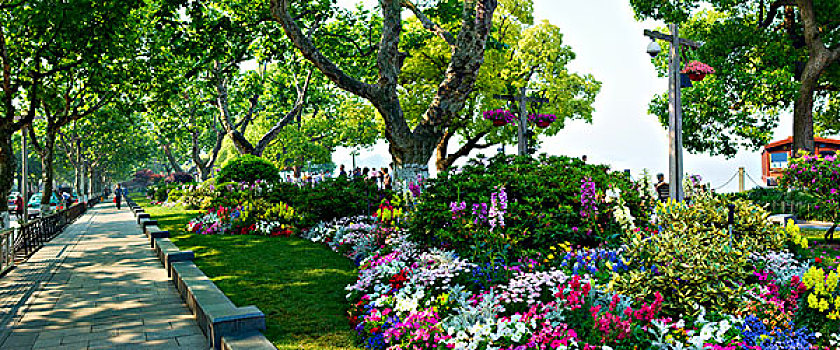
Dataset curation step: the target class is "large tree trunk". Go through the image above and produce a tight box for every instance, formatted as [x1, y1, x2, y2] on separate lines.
[792, 70, 817, 153]
[162, 144, 184, 173]
[73, 141, 82, 193]
[38, 132, 56, 215]
[792, 0, 840, 153]
[0, 127, 13, 229]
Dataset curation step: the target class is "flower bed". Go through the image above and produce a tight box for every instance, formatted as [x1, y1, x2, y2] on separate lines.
[156, 154, 839, 349]
[293, 157, 839, 349]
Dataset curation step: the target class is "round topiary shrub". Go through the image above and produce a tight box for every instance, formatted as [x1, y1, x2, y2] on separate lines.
[217, 155, 280, 183]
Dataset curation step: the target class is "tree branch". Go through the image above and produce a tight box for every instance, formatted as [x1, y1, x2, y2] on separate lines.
[419, 0, 499, 129]
[269, 0, 374, 99]
[797, 0, 828, 56]
[254, 70, 313, 155]
[401, 0, 456, 47]
[759, 0, 795, 28]
[212, 61, 256, 154]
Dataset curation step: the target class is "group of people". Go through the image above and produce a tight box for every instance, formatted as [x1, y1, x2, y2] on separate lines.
[338, 165, 393, 190]
[279, 165, 394, 190]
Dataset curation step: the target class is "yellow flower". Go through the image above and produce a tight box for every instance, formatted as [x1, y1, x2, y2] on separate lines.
[808, 294, 819, 309]
[827, 272, 839, 293]
[819, 298, 830, 312]
[804, 267, 825, 289]
[550, 245, 556, 251]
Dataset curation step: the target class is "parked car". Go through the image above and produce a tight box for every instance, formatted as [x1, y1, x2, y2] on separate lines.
[27, 193, 60, 218]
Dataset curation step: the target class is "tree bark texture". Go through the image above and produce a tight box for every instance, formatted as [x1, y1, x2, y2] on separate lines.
[38, 134, 55, 214]
[162, 143, 184, 173]
[791, 0, 840, 153]
[435, 127, 490, 171]
[212, 63, 310, 157]
[0, 127, 13, 229]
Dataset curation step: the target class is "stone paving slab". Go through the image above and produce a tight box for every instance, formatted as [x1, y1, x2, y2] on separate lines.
[0, 202, 209, 349]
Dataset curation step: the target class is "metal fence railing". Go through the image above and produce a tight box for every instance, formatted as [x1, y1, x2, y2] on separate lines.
[13, 203, 87, 261]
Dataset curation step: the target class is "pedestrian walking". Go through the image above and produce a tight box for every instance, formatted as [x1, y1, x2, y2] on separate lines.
[14, 194, 23, 220]
[114, 185, 123, 210]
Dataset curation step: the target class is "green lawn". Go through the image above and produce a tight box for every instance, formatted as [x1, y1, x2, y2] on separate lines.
[131, 195, 360, 350]
[803, 228, 840, 266]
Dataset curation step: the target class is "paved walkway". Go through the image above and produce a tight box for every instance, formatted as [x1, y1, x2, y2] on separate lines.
[0, 202, 208, 349]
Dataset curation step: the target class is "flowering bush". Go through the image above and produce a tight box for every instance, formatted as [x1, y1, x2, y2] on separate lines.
[681, 60, 716, 74]
[527, 113, 557, 124]
[483, 109, 516, 124]
[409, 154, 649, 264]
[780, 151, 840, 240]
[187, 199, 298, 236]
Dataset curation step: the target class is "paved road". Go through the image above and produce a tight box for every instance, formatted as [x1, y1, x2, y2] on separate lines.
[0, 202, 208, 349]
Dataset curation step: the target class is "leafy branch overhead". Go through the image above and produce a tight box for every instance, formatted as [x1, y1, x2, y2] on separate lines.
[634, 0, 840, 157]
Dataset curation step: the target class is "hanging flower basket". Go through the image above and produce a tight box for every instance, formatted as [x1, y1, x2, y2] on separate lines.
[528, 113, 556, 128]
[681, 60, 716, 82]
[688, 72, 706, 82]
[483, 109, 516, 127]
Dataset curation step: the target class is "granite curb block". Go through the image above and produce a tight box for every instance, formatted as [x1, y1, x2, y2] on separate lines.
[141, 219, 158, 233]
[133, 201, 275, 350]
[171, 261, 267, 348]
[153, 238, 195, 276]
[222, 331, 277, 350]
[136, 213, 151, 224]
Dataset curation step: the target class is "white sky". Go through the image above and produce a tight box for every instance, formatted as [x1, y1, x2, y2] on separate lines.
[329, 0, 791, 192]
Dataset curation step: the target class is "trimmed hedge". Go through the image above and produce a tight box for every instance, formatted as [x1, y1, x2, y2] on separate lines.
[217, 155, 280, 183]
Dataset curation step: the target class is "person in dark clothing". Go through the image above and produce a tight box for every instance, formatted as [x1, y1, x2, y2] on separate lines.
[114, 185, 123, 210]
[655, 173, 670, 202]
[381, 167, 392, 190]
[14, 195, 23, 219]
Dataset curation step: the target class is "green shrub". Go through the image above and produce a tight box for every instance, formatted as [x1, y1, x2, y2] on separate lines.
[155, 185, 170, 202]
[217, 155, 280, 183]
[614, 194, 786, 317]
[266, 178, 385, 227]
[167, 189, 184, 202]
[727, 187, 823, 220]
[408, 154, 652, 263]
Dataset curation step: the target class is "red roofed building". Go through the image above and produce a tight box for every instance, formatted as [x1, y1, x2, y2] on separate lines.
[762, 136, 840, 186]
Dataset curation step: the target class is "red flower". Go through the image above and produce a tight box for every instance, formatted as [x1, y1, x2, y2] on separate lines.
[815, 257, 823, 264]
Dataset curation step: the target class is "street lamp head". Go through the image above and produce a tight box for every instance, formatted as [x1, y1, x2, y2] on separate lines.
[646, 40, 662, 58]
